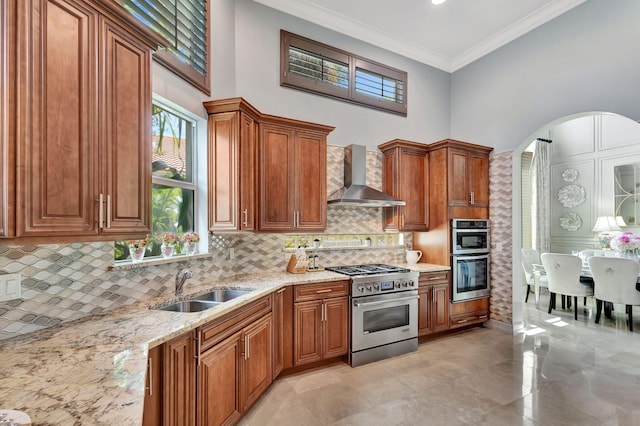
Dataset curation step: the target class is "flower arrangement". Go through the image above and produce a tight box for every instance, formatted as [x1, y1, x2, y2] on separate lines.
[182, 231, 201, 243]
[156, 232, 178, 245]
[126, 235, 150, 249]
[610, 231, 640, 251]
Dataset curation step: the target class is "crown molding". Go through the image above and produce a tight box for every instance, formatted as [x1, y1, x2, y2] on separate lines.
[254, 0, 587, 73]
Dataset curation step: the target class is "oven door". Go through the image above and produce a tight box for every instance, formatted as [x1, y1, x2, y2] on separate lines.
[351, 290, 419, 352]
[452, 254, 491, 302]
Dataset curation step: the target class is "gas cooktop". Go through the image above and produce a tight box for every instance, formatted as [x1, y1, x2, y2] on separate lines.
[325, 263, 410, 276]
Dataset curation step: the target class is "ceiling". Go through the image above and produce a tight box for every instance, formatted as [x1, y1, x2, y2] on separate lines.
[253, 0, 587, 72]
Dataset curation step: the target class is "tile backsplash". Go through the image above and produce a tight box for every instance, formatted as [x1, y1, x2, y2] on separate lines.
[0, 146, 406, 340]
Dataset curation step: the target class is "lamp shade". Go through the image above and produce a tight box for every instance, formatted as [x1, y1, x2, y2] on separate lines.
[592, 216, 622, 233]
[615, 216, 627, 227]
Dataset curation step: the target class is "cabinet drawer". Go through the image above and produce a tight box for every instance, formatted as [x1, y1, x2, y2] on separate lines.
[294, 280, 349, 302]
[199, 295, 271, 351]
[449, 311, 489, 329]
[418, 271, 449, 285]
[449, 297, 489, 316]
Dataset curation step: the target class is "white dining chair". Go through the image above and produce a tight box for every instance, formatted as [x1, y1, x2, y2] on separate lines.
[541, 253, 594, 320]
[587, 256, 640, 331]
[521, 248, 548, 303]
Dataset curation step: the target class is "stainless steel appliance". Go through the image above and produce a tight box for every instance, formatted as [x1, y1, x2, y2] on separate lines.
[325, 264, 419, 367]
[451, 254, 491, 302]
[452, 219, 490, 254]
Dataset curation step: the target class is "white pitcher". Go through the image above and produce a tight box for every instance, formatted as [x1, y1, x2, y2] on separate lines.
[406, 249, 422, 265]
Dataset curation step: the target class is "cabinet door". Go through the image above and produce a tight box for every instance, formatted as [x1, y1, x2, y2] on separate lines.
[164, 332, 196, 426]
[242, 314, 273, 411]
[0, 0, 10, 238]
[259, 123, 295, 231]
[417, 287, 432, 336]
[322, 297, 348, 359]
[16, 0, 98, 237]
[398, 148, 429, 230]
[101, 19, 151, 235]
[468, 153, 489, 208]
[448, 149, 470, 207]
[239, 113, 257, 231]
[272, 288, 285, 377]
[199, 331, 242, 426]
[294, 300, 322, 366]
[294, 130, 326, 231]
[142, 345, 163, 426]
[432, 283, 450, 332]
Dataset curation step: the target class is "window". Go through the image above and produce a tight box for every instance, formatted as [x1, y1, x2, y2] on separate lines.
[121, 0, 210, 95]
[115, 100, 199, 261]
[281, 30, 407, 116]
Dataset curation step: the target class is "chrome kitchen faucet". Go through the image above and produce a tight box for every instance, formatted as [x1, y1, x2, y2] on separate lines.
[175, 268, 193, 297]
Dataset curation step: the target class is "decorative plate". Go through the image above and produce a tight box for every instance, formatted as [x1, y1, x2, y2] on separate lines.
[559, 212, 583, 232]
[562, 168, 579, 182]
[557, 184, 586, 208]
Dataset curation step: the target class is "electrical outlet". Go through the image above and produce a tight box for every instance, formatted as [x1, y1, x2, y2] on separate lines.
[0, 273, 22, 302]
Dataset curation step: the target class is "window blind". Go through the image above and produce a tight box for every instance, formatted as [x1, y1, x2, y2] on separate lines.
[123, 0, 207, 77]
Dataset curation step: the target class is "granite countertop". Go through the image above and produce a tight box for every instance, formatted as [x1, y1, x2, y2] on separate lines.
[0, 264, 448, 425]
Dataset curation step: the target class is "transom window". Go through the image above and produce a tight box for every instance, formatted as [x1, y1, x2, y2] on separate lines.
[281, 30, 407, 116]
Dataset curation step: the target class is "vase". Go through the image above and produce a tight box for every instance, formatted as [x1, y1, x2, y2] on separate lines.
[128, 245, 146, 263]
[184, 242, 197, 256]
[161, 243, 175, 259]
[620, 248, 640, 262]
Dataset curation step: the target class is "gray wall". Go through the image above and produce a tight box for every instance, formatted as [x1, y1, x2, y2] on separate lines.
[451, 0, 640, 153]
[153, 0, 451, 149]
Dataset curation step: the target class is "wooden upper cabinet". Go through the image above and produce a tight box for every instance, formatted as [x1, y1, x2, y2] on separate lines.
[11, 0, 160, 241]
[204, 98, 260, 232]
[446, 145, 491, 209]
[258, 116, 332, 232]
[0, 0, 11, 238]
[379, 139, 429, 231]
[16, 0, 98, 237]
[100, 18, 152, 235]
[204, 98, 333, 233]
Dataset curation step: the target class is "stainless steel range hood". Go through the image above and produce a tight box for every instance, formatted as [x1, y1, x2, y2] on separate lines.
[327, 144, 405, 207]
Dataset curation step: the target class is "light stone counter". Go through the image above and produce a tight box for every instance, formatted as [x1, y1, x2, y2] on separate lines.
[0, 270, 347, 425]
[391, 262, 451, 273]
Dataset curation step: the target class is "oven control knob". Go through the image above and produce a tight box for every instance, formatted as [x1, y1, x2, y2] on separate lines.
[358, 286, 365, 293]
[395, 282, 400, 288]
[366, 285, 373, 291]
[408, 280, 415, 287]
[374, 284, 380, 290]
[403, 281, 408, 287]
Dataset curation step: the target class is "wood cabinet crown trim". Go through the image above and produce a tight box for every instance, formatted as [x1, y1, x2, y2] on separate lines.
[427, 139, 494, 154]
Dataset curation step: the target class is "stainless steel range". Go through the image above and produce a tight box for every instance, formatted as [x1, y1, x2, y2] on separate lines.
[325, 264, 420, 367]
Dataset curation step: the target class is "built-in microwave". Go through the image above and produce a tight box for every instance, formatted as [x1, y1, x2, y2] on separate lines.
[451, 219, 490, 254]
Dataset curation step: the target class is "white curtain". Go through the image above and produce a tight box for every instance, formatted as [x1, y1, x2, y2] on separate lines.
[531, 141, 551, 254]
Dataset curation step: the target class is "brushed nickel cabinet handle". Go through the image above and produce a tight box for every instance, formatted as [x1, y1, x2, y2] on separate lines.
[243, 209, 248, 227]
[470, 192, 475, 205]
[106, 195, 112, 228]
[98, 194, 104, 229]
[401, 214, 405, 228]
[195, 331, 201, 365]
[316, 289, 332, 294]
[245, 334, 249, 360]
[276, 288, 286, 294]
[146, 357, 153, 396]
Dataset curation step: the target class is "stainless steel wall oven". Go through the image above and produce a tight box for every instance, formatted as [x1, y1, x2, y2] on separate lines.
[451, 219, 491, 302]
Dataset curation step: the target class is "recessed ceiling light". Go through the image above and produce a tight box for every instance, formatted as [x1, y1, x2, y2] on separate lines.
[432, 0, 447, 5]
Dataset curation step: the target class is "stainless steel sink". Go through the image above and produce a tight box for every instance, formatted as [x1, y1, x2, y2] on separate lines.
[189, 289, 253, 303]
[156, 300, 221, 313]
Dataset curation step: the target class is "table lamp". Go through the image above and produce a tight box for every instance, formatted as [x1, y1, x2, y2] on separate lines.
[592, 216, 622, 249]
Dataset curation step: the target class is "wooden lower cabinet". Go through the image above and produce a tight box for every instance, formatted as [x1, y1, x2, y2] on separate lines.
[272, 286, 293, 377]
[163, 331, 197, 426]
[293, 281, 349, 366]
[418, 271, 450, 336]
[142, 345, 163, 426]
[450, 297, 490, 329]
[198, 331, 242, 426]
[198, 314, 272, 426]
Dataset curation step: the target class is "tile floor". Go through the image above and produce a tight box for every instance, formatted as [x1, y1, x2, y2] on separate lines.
[240, 292, 640, 425]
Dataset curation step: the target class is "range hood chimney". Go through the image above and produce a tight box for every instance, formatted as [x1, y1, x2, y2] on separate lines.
[327, 145, 405, 207]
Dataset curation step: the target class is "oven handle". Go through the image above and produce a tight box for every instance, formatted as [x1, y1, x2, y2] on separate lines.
[353, 294, 419, 307]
